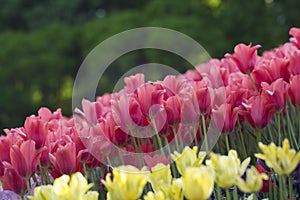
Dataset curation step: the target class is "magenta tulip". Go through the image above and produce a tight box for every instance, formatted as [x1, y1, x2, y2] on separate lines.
[226, 43, 261, 74]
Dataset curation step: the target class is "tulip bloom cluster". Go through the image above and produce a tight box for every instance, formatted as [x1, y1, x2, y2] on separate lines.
[1, 27, 300, 199]
[28, 139, 299, 200]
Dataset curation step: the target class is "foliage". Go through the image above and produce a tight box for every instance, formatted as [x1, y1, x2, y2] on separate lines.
[1, 0, 300, 130]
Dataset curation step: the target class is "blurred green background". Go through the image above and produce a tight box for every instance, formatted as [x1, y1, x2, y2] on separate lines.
[0, 0, 299, 131]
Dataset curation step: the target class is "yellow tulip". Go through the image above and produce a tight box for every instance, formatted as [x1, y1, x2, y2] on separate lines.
[102, 165, 149, 200]
[28, 172, 98, 200]
[206, 150, 250, 188]
[83, 191, 99, 200]
[148, 163, 183, 200]
[182, 166, 215, 200]
[236, 166, 268, 193]
[28, 185, 55, 200]
[171, 146, 206, 175]
[143, 191, 165, 200]
[255, 138, 300, 175]
[148, 163, 172, 193]
[169, 178, 184, 200]
[53, 174, 71, 198]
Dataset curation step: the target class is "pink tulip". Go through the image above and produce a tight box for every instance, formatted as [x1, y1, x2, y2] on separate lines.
[112, 126, 128, 145]
[24, 116, 48, 149]
[228, 72, 256, 92]
[242, 95, 276, 129]
[111, 95, 145, 135]
[0, 136, 11, 176]
[226, 86, 248, 107]
[135, 83, 165, 115]
[78, 122, 111, 167]
[182, 69, 202, 81]
[289, 75, 300, 107]
[81, 99, 103, 124]
[289, 27, 300, 49]
[181, 93, 200, 124]
[252, 67, 272, 88]
[163, 96, 181, 125]
[141, 141, 155, 153]
[225, 43, 261, 74]
[213, 103, 240, 133]
[128, 97, 144, 125]
[49, 142, 78, 177]
[220, 57, 239, 73]
[160, 75, 192, 98]
[261, 78, 289, 112]
[1, 167, 27, 195]
[123, 73, 145, 93]
[8, 140, 41, 179]
[289, 50, 300, 75]
[265, 57, 290, 82]
[193, 81, 212, 115]
[38, 107, 62, 121]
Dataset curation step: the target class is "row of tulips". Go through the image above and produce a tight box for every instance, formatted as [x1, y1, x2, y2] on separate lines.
[1, 27, 300, 199]
[15, 139, 300, 200]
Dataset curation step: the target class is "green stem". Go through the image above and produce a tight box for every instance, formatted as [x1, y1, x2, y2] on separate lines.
[26, 177, 31, 196]
[288, 175, 293, 199]
[151, 117, 164, 155]
[279, 175, 287, 200]
[106, 155, 112, 166]
[276, 113, 281, 145]
[225, 134, 230, 153]
[172, 126, 180, 151]
[285, 107, 299, 149]
[201, 114, 208, 152]
[215, 184, 222, 200]
[247, 72, 258, 91]
[164, 137, 177, 177]
[118, 148, 125, 165]
[130, 129, 143, 166]
[82, 161, 88, 178]
[37, 161, 46, 185]
[273, 174, 278, 200]
[255, 128, 261, 145]
[233, 186, 238, 200]
[267, 123, 274, 143]
[237, 120, 247, 159]
[239, 128, 248, 159]
[175, 126, 184, 149]
[268, 174, 273, 200]
[193, 124, 198, 146]
[225, 188, 231, 200]
[89, 169, 97, 190]
[32, 174, 38, 186]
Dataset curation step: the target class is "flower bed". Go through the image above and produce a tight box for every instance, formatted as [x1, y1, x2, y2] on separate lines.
[1, 27, 300, 200]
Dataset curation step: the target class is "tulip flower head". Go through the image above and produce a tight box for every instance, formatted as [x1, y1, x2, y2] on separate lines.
[148, 163, 172, 193]
[206, 150, 250, 188]
[143, 191, 164, 200]
[236, 166, 268, 193]
[9, 140, 41, 179]
[148, 163, 183, 200]
[290, 27, 300, 49]
[102, 165, 149, 200]
[225, 43, 261, 74]
[182, 166, 215, 200]
[289, 74, 300, 107]
[255, 139, 300, 175]
[29, 172, 98, 200]
[171, 146, 206, 175]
